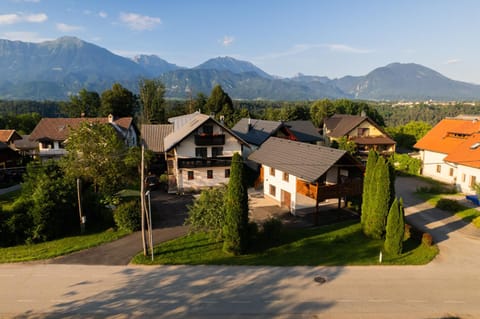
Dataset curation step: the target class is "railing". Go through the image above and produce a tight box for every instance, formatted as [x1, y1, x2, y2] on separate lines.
[194, 134, 225, 146]
[178, 157, 232, 168]
[316, 180, 363, 202]
[39, 149, 67, 156]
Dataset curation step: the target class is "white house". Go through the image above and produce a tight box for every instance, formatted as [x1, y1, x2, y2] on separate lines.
[164, 113, 249, 193]
[414, 115, 480, 194]
[248, 137, 364, 216]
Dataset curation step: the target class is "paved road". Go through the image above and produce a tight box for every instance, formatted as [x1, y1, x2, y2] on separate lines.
[1, 176, 480, 318]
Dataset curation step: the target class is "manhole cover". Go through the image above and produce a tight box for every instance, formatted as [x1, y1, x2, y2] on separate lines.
[314, 276, 327, 284]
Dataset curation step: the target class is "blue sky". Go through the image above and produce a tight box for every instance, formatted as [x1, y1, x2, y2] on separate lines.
[2, 0, 480, 83]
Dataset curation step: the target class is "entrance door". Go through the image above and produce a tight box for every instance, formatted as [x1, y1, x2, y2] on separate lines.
[281, 190, 291, 210]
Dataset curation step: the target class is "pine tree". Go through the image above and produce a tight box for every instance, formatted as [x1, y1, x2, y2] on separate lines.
[223, 153, 249, 255]
[364, 156, 391, 239]
[361, 150, 378, 229]
[384, 197, 405, 255]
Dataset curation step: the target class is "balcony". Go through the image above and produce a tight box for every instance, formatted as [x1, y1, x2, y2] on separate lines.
[178, 157, 232, 169]
[194, 134, 225, 146]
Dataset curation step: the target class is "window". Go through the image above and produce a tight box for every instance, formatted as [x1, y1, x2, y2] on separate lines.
[270, 167, 275, 176]
[449, 168, 454, 177]
[41, 141, 54, 149]
[225, 169, 230, 178]
[283, 172, 289, 182]
[436, 165, 441, 174]
[187, 171, 194, 180]
[462, 174, 466, 182]
[470, 176, 477, 188]
[357, 127, 370, 137]
[212, 147, 223, 157]
[195, 147, 207, 158]
[202, 125, 213, 134]
[207, 170, 213, 179]
[269, 185, 276, 197]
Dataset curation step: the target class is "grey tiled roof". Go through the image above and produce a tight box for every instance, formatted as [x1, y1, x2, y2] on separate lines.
[285, 120, 322, 143]
[141, 124, 174, 153]
[231, 118, 283, 146]
[248, 137, 350, 183]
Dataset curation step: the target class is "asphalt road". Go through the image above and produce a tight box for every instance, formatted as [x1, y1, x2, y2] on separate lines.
[1, 176, 480, 318]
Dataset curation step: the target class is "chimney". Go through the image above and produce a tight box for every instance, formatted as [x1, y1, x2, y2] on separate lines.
[247, 117, 252, 131]
[219, 115, 225, 124]
[108, 114, 114, 123]
[360, 110, 366, 117]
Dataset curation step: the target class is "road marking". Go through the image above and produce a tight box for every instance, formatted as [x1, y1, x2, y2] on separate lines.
[367, 299, 391, 303]
[406, 299, 427, 303]
[444, 300, 465, 304]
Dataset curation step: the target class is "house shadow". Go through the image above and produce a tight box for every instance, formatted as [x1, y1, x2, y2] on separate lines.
[14, 265, 345, 318]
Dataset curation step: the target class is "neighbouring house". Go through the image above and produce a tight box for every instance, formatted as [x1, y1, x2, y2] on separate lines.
[13, 135, 38, 158]
[414, 115, 480, 194]
[0, 130, 23, 168]
[164, 112, 249, 193]
[323, 114, 396, 161]
[248, 137, 364, 223]
[231, 118, 322, 162]
[29, 114, 138, 161]
[140, 124, 174, 175]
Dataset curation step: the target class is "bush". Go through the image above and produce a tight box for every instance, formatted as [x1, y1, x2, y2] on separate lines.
[113, 200, 141, 233]
[261, 217, 283, 244]
[394, 153, 421, 175]
[416, 185, 456, 195]
[435, 198, 464, 213]
[422, 233, 433, 246]
[404, 224, 412, 241]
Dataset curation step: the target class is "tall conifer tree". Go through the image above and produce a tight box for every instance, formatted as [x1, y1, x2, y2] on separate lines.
[361, 150, 378, 229]
[384, 197, 405, 255]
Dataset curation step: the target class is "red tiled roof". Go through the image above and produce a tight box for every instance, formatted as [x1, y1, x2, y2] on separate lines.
[444, 133, 480, 168]
[0, 130, 22, 143]
[414, 118, 480, 154]
[29, 117, 133, 141]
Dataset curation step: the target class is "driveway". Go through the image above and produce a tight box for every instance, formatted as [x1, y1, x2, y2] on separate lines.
[48, 191, 193, 265]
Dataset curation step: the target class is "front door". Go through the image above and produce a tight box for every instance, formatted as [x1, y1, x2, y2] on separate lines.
[281, 190, 291, 210]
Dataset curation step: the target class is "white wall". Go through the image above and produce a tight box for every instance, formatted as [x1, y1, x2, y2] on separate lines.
[420, 150, 456, 184]
[178, 166, 230, 191]
[262, 164, 298, 213]
[454, 164, 480, 194]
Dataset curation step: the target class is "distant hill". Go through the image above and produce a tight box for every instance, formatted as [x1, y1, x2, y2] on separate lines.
[1, 36, 480, 101]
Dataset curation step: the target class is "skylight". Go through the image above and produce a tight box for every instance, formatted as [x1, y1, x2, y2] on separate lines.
[470, 142, 480, 150]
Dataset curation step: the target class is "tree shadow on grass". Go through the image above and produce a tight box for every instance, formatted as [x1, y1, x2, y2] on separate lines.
[14, 265, 342, 318]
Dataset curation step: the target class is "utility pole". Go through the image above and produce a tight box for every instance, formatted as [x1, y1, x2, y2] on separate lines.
[140, 141, 147, 256]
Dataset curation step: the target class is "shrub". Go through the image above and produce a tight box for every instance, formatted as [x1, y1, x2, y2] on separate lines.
[422, 233, 433, 246]
[113, 200, 141, 233]
[435, 198, 464, 213]
[261, 217, 283, 244]
[404, 224, 412, 241]
[394, 153, 422, 175]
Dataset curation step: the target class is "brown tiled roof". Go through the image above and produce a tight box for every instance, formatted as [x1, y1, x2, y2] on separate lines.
[248, 137, 361, 183]
[13, 135, 38, 150]
[0, 130, 22, 143]
[141, 124, 174, 153]
[29, 117, 133, 141]
[324, 114, 366, 137]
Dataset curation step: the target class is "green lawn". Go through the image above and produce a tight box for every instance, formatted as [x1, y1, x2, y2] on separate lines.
[0, 228, 129, 263]
[132, 220, 438, 266]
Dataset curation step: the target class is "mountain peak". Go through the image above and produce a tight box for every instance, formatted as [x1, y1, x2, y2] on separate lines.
[194, 56, 272, 79]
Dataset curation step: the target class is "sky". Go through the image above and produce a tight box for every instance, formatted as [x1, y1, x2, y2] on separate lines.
[2, 0, 480, 83]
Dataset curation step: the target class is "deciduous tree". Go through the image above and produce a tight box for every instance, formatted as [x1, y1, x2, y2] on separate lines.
[99, 83, 137, 117]
[138, 78, 166, 124]
[63, 89, 101, 117]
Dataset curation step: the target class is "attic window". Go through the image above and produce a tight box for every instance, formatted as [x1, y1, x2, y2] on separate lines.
[470, 142, 480, 150]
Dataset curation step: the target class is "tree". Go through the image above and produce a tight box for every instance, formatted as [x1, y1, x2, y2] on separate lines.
[60, 122, 129, 196]
[310, 99, 335, 127]
[138, 78, 166, 124]
[99, 83, 137, 117]
[62, 89, 101, 117]
[337, 136, 357, 155]
[205, 85, 235, 126]
[384, 197, 405, 255]
[364, 156, 392, 239]
[223, 153, 249, 254]
[361, 150, 379, 229]
[185, 186, 227, 241]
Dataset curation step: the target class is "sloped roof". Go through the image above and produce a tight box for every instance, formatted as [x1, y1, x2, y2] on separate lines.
[231, 118, 283, 146]
[141, 124, 174, 153]
[0, 130, 22, 144]
[164, 113, 248, 151]
[168, 111, 201, 130]
[285, 120, 322, 143]
[444, 133, 480, 168]
[29, 116, 134, 141]
[13, 135, 38, 150]
[248, 137, 358, 183]
[324, 114, 366, 137]
[414, 118, 480, 154]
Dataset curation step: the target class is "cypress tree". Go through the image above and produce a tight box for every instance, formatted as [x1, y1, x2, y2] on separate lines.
[364, 156, 391, 239]
[361, 150, 378, 230]
[223, 153, 249, 255]
[384, 197, 405, 255]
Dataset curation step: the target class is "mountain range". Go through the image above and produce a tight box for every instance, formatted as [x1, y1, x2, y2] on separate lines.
[1, 36, 480, 101]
